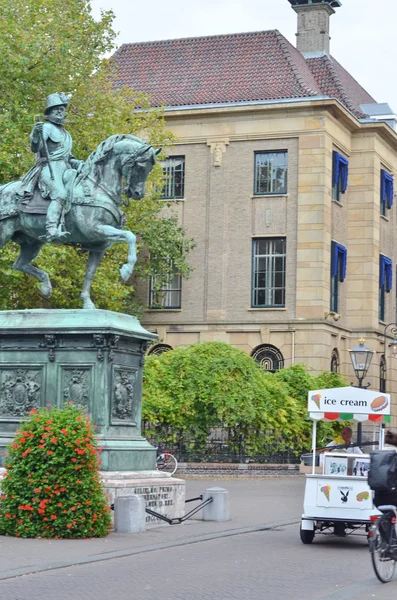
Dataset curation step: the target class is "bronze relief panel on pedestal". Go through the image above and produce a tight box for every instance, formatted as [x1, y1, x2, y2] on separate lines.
[0, 367, 44, 418]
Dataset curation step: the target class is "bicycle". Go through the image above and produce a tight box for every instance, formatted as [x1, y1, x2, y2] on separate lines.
[156, 450, 178, 476]
[369, 504, 397, 583]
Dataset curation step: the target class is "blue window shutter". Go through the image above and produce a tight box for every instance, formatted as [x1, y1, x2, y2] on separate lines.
[381, 170, 393, 209]
[386, 173, 394, 209]
[339, 245, 347, 281]
[331, 241, 347, 281]
[332, 152, 340, 187]
[333, 152, 349, 193]
[380, 255, 393, 292]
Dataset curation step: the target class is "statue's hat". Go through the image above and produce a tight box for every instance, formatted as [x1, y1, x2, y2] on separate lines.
[44, 93, 69, 115]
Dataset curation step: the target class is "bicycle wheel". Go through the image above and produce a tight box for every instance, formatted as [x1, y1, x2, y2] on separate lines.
[159, 453, 177, 475]
[371, 519, 396, 583]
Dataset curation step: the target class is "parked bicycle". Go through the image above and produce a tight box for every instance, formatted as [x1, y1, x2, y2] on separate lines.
[369, 505, 397, 583]
[156, 449, 178, 476]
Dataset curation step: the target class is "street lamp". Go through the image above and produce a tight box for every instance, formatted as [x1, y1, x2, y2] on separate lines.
[348, 338, 375, 445]
[349, 338, 375, 389]
[383, 323, 397, 359]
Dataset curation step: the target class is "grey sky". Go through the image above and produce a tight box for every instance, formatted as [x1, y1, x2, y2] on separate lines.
[91, 0, 397, 113]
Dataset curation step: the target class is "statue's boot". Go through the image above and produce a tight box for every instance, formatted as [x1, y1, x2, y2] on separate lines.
[40, 199, 70, 241]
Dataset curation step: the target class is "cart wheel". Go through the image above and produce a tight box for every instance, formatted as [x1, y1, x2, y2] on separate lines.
[300, 526, 315, 544]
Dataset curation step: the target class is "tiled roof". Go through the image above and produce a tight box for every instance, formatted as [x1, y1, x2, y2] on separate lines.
[305, 54, 375, 118]
[112, 30, 321, 107]
[111, 30, 375, 118]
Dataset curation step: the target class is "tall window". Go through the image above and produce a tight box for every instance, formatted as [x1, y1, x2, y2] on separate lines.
[330, 348, 339, 373]
[380, 169, 394, 216]
[332, 151, 349, 202]
[380, 354, 387, 393]
[254, 151, 288, 195]
[149, 262, 182, 309]
[330, 241, 347, 313]
[252, 238, 286, 308]
[379, 254, 392, 322]
[160, 156, 185, 199]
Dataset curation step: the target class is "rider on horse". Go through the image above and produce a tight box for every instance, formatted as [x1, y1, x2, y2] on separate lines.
[18, 93, 83, 241]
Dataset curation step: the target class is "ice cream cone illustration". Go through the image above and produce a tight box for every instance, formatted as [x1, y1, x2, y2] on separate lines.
[311, 394, 321, 409]
[321, 485, 331, 501]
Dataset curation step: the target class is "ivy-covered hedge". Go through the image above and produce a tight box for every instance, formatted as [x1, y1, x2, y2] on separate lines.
[142, 342, 347, 455]
[0, 405, 112, 538]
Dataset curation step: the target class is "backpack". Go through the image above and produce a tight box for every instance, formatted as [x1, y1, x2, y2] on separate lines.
[368, 450, 397, 492]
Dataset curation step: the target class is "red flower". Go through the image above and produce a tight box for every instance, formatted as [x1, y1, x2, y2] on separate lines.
[34, 488, 41, 493]
[51, 515, 57, 520]
[71, 458, 77, 463]
[66, 524, 72, 529]
[46, 450, 53, 455]
[51, 437, 58, 444]
[5, 513, 11, 519]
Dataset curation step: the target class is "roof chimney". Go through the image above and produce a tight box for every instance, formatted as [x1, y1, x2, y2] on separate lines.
[287, 0, 342, 55]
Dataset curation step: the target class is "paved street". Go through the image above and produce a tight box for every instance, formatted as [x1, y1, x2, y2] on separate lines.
[1, 478, 397, 599]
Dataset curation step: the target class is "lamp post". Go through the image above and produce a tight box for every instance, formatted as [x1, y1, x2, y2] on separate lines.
[348, 338, 375, 444]
[383, 323, 397, 359]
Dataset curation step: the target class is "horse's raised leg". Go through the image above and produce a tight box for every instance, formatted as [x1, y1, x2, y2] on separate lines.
[13, 240, 52, 298]
[94, 225, 137, 282]
[81, 249, 107, 309]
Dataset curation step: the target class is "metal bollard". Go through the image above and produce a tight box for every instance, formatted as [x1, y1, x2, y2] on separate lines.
[202, 487, 230, 522]
[114, 494, 146, 533]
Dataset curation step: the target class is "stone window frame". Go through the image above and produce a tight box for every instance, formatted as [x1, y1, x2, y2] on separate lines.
[253, 150, 288, 196]
[149, 260, 182, 310]
[251, 237, 286, 308]
[250, 344, 284, 372]
[330, 348, 339, 373]
[160, 156, 185, 200]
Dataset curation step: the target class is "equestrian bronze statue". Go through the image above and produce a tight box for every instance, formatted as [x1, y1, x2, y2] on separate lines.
[0, 93, 160, 309]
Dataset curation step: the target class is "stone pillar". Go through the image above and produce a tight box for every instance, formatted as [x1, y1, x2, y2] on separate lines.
[114, 493, 146, 533]
[202, 487, 230, 522]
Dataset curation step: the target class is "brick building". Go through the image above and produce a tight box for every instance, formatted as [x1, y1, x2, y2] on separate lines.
[111, 0, 397, 417]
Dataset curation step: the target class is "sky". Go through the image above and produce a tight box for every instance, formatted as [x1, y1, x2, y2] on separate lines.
[90, 0, 397, 112]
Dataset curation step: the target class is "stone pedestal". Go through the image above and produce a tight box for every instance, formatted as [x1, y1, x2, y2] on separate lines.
[101, 471, 186, 525]
[0, 309, 158, 471]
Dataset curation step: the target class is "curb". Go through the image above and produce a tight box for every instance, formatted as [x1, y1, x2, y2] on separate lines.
[0, 517, 299, 581]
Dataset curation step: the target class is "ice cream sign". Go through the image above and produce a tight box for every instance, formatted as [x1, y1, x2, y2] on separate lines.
[308, 387, 391, 416]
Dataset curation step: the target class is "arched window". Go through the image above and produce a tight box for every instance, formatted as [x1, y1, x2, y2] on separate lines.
[380, 354, 387, 393]
[330, 348, 339, 373]
[250, 344, 284, 372]
[147, 343, 173, 356]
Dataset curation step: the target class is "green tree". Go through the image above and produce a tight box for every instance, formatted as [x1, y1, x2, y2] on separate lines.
[0, 0, 194, 313]
[142, 342, 308, 457]
[272, 363, 348, 447]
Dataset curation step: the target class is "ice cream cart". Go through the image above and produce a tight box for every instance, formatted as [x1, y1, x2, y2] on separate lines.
[300, 386, 391, 543]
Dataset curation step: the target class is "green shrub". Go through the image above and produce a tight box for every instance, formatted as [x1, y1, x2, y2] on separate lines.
[142, 342, 307, 454]
[0, 405, 112, 538]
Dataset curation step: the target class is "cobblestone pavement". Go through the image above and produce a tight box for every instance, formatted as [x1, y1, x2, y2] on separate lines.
[1, 522, 396, 600]
[1, 477, 397, 599]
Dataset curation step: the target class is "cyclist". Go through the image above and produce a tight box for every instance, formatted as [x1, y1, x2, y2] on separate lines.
[373, 430, 397, 557]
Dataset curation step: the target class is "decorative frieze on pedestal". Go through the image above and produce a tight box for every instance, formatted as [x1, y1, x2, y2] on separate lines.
[0, 309, 158, 471]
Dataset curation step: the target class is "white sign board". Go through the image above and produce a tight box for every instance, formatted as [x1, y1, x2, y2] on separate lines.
[308, 387, 391, 415]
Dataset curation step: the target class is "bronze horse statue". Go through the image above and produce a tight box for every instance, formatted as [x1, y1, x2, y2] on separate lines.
[0, 134, 160, 309]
